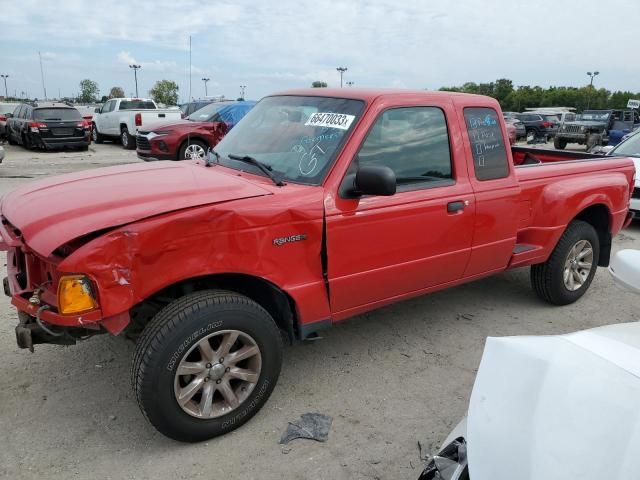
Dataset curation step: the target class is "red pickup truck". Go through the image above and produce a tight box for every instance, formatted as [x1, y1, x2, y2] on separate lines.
[0, 89, 635, 442]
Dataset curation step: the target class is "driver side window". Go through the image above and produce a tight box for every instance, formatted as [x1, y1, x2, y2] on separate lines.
[355, 107, 453, 190]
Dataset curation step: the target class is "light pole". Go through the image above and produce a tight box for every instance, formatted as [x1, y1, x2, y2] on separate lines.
[202, 77, 210, 97]
[586, 71, 599, 109]
[129, 64, 141, 97]
[336, 67, 348, 88]
[240, 85, 247, 100]
[346, 81, 354, 87]
[0, 74, 8, 98]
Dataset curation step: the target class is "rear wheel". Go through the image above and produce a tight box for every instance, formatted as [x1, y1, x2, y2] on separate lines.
[131, 290, 283, 442]
[531, 220, 599, 305]
[554, 137, 567, 150]
[121, 127, 136, 150]
[92, 124, 104, 144]
[22, 133, 33, 150]
[526, 129, 537, 142]
[178, 139, 208, 161]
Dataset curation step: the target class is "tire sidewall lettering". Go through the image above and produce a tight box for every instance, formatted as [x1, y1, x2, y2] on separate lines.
[221, 379, 270, 429]
[166, 320, 223, 371]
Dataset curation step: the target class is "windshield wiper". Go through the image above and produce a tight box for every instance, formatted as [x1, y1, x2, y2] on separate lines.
[228, 154, 286, 186]
[205, 149, 220, 167]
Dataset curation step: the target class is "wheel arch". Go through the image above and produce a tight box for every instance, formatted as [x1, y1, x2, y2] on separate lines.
[573, 203, 611, 266]
[132, 273, 299, 343]
[177, 136, 210, 157]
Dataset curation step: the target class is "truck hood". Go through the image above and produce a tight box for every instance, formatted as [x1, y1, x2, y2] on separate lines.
[141, 119, 208, 133]
[1, 161, 272, 256]
[563, 121, 606, 128]
[465, 322, 640, 480]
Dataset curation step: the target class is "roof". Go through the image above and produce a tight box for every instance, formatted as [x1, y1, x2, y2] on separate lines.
[269, 87, 490, 102]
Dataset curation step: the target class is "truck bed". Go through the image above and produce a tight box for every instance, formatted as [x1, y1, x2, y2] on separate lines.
[509, 149, 635, 269]
[511, 146, 601, 166]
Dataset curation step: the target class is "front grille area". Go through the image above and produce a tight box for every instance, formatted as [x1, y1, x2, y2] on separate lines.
[562, 125, 582, 134]
[633, 187, 640, 199]
[136, 135, 151, 150]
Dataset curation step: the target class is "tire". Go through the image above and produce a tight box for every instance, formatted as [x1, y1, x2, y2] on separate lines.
[531, 220, 599, 305]
[7, 127, 16, 145]
[131, 290, 283, 442]
[92, 124, 104, 144]
[23, 133, 33, 150]
[121, 127, 136, 150]
[526, 129, 537, 142]
[178, 139, 208, 161]
[554, 137, 567, 150]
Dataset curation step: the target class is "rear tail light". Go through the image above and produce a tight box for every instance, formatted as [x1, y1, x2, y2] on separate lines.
[542, 121, 552, 128]
[0, 115, 6, 122]
[28, 122, 47, 131]
[77, 120, 90, 129]
[135, 113, 142, 127]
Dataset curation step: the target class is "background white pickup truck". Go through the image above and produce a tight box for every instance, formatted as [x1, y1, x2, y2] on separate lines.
[91, 98, 182, 149]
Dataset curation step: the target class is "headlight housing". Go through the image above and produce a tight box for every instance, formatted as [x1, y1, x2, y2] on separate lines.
[58, 275, 98, 314]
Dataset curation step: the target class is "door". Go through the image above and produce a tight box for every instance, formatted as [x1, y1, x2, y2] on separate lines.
[326, 105, 475, 315]
[100, 100, 116, 134]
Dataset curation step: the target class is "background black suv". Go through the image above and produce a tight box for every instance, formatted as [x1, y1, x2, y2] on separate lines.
[6, 102, 90, 151]
[515, 113, 557, 141]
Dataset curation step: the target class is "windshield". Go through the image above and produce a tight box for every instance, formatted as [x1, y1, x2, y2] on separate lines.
[119, 100, 156, 110]
[610, 131, 640, 157]
[213, 95, 365, 185]
[33, 108, 81, 121]
[580, 111, 610, 121]
[187, 101, 255, 124]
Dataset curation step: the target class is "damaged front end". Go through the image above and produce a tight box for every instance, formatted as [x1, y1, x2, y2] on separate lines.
[419, 437, 469, 480]
[1, 219, 105, 351]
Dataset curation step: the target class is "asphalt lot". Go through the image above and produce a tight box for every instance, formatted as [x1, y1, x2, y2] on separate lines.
[0, 141, 638, 480]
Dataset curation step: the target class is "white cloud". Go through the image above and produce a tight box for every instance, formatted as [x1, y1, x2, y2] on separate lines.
[117, 51, 138, 66]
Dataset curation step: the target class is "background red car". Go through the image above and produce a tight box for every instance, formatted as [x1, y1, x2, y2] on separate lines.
[136, 100, 256, 161]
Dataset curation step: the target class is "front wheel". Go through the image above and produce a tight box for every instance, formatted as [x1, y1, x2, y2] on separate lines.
[531, 220, 599, 305]
[554, 137, 567, 150]
[131, 290, 283, 442]
[121, 127, 136, 150]
[178, 139, 208, 161]
[92, 124, 104, 144]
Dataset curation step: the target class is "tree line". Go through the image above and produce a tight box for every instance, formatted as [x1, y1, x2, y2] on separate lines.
[75, 78, 179, 105]
[438, 78, 639, 112]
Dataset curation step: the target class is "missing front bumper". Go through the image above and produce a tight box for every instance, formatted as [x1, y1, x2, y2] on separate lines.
[15, 312, 78, 352]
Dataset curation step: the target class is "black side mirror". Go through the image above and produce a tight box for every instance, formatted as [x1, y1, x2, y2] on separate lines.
[344, 165, 396, 197]
[5, 113, 12, 118]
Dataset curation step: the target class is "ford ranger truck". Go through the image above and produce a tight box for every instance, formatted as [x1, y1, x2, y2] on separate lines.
[0, 89, 635, 442]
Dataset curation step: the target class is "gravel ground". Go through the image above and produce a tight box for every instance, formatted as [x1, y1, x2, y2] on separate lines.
[0, 141, 638, 480]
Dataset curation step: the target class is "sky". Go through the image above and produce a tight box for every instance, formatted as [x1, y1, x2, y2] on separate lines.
[0, 0, 639, 103]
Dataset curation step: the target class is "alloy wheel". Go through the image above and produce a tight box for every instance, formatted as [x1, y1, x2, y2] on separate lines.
[173, 329, 262, 419]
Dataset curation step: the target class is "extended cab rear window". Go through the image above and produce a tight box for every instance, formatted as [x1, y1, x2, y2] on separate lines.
[119, 101, 156, 110]
[463, 108, 509, 181]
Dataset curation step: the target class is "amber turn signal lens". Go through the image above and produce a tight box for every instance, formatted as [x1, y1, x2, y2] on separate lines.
[58, 275, 98, 314]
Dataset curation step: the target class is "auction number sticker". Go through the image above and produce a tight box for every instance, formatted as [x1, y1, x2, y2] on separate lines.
[305, 112, 355, 130]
